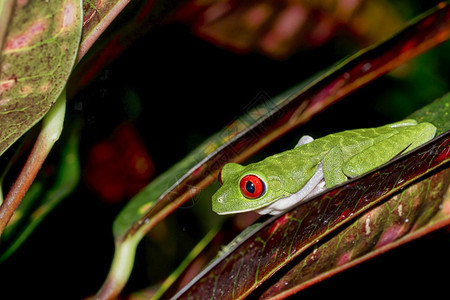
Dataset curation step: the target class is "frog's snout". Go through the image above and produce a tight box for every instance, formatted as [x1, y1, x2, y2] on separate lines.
[212, 191, 228, 215]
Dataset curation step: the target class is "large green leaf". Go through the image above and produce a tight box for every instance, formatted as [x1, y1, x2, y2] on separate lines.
[0, 0, 82, 156]
[0, 0, 136, 157]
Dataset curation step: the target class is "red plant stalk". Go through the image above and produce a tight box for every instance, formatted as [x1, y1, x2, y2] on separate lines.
[0, 90, 66, 236]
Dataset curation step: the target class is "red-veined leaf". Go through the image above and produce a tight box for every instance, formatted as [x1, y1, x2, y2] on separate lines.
[257, 168, 449, 299]
[173, 0, 406, 58]
[172, 131, 449, 299]
[78, 0, 133, 61]
[0, 0, 82, 156]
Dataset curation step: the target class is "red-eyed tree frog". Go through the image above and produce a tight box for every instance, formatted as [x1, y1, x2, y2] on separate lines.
[212, 119, 436, 215]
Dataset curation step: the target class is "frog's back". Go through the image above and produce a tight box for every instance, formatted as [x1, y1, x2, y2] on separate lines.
[289, 122, 412, 161]
[290, 120, 434, 162]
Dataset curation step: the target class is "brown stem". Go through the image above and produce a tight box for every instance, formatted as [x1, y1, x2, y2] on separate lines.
[0, 91, 66, 235]
[0, 135, 50, 234]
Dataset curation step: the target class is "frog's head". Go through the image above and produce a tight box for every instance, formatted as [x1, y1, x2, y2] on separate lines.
[212, 162, 285, 215]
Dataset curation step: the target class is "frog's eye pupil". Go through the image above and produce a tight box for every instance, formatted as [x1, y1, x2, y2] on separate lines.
[246, 181, 255, 194]
[240, 175, 265, 199]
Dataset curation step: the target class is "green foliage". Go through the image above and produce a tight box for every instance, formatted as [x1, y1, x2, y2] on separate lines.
[0, 1, 82, 156]
[409, 92, 450, 135]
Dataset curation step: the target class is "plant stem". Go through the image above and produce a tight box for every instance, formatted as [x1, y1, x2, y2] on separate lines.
[0, 90, 66, 236]
[95, 233, 141, 300]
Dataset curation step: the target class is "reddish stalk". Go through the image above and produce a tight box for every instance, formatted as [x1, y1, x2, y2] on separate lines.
[0, 91, 66, 236]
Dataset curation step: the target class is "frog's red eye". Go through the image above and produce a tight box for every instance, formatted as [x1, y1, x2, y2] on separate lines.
[239, 175, 265, 199]
[218, 169, 223, 186]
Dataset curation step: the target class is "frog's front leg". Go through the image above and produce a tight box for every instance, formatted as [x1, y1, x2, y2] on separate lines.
[295, 135, 314, 147]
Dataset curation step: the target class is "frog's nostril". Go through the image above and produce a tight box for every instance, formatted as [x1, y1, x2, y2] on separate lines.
[217, 197, 224, 203]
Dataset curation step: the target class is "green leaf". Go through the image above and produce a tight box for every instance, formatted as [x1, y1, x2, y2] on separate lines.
[409, 92, 450, 135]
[0, 0, 82, 157]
